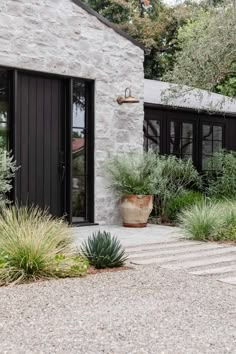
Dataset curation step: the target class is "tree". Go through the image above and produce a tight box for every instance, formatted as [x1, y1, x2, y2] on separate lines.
[164, 5, 236, 97]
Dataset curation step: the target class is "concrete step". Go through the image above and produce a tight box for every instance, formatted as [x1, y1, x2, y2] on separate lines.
[218, 277, 236, 285]
[189, 265, 236, 276]
[161, 255, 236, 270]
[129, 247, 236, 265]
[128, 244, 226, 259]
[126, 241, 206, 253]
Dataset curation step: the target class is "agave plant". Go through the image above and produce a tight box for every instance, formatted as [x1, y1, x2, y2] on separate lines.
[80, 231, 128, 269]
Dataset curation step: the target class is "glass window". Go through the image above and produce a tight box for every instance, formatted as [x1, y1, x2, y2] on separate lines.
[202, 124, 223, 170]
[170, 121, 193, 160]
[0, 69, 9, 150]
[72, 81, 87, 222]
[143, 119, 160, 152]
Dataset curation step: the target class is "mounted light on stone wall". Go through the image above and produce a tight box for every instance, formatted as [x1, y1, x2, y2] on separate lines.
[117, 88, 140, 105]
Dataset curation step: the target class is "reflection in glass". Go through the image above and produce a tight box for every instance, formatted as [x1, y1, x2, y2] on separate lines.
[202, 124, 223, 170]
[213, 140, 222, 153]
[148, 120, 160, 136]
[72, 81, 87, 222]
[213, 126, 223, 141]
[203, 125, 213, 140]
[170, 121, 193, 159]
[148, 136, 160, 152]
[144, 120, 160, 153]
[181, 139, 192, 155]
[202, 140, 212, 155]
[0, 70, 9, 150]
[182, 123, 193, 139]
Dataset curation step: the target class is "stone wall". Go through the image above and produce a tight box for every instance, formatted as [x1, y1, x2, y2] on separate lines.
[0, 0, 144, 224]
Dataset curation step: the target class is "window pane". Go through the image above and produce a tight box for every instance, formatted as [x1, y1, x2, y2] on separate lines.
[213, 126, 223, 141]
[171, 121, 181, 138]
[202, 140, 212, 155]
[182, 123, 193, 139]
[202, 125, 213, 140]
[148, 120, 160, 136]
[182, 154, 192, 161]
[181, 139, 192, 155]
[213, 140, 222, 153]
[73, 81, 85, 128]
[0, 70, 9, 150]
[170, 136, 181, 155]
[148, 136, 160, 152]
[72, 176, 86, 219]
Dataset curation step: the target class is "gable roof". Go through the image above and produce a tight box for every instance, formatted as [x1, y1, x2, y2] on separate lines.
[72, 0, 146, 51]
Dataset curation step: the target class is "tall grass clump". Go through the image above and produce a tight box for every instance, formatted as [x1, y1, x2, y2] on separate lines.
[106, 151, 161, 196]
[0, 206, 88, 286]
[179, 200, 236, 242]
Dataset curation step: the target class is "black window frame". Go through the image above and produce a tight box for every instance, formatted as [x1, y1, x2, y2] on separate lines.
[144, 104, 227, 172]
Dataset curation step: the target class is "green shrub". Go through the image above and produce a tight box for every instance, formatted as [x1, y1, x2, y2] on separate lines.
[0, 206, 88, 286]
[152, 155, 202, 219]
[165, 191, 204, 222]
[0, 149, 17, 208]
[106, 151, 162, 195]
[80, 231, 128, 269]
[179, 200, 236, 242]
[204, 150, 236, 199]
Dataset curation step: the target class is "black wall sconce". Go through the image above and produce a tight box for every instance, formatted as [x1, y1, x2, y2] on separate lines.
[117, 88, 140, 105]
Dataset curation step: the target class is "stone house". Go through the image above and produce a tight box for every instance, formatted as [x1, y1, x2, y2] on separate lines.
[0, 0, 145, 224]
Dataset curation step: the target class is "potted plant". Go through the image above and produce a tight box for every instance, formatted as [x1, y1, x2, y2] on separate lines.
[106, 151, 159, 227]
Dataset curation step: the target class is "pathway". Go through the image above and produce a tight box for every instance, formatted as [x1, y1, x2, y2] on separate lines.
[73, 224, 236, 286]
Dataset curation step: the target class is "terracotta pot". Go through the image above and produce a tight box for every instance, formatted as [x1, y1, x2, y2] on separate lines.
[120, 195, 153, 228]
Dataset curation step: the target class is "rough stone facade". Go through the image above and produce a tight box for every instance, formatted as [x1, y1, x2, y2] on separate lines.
[0, 0, 144, 224]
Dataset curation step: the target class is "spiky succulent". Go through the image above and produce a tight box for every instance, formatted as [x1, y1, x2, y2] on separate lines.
[80, 231, 128, 269]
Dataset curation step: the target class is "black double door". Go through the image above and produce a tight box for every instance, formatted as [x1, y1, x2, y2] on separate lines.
[14, 71, 94, 223]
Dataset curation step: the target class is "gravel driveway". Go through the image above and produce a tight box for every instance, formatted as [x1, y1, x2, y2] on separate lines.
[0, 266, 235, 354]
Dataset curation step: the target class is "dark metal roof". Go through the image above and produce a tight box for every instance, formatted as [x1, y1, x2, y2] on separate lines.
[72, 0, 146, 51]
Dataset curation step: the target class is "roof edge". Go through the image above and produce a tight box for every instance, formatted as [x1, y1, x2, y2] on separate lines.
[71, 0, 146, 51]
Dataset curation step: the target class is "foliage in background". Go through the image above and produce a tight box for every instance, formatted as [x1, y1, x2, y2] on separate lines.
[81, 231, 127, 269]
[164, 190, 204, 222]
[0, 149, 17, 209]
[204, 150, 236, 199]
[152, 155, 202, 220]
[83, 0, 204, 80]
[179, 200, 236, 242]
[106, 151, 161, 195]
[164, 4, 236, 97]
[0, 207, 88, 286]
[82, 0, 235, 95]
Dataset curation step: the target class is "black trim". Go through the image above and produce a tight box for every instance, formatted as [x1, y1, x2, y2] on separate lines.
[144, 103, 236, 119]
[145, 106, 227, 171]
[72, 0, 146, 52]
[1, 66, 95, 225]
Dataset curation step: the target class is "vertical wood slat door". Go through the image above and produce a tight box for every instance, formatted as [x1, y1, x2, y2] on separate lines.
[15, 72, 64, 217]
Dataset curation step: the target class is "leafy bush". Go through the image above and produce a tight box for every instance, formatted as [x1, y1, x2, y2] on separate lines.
[106, 151, 162, 195]
[0, 206, 88, 286]
[81, 231, 128, 269]
[165, 191, 204, 222]
[204, 150, 236, 199]
[179, 200, 236, 242]
[0, 149, 17, 208]
[152, 155, 202, 219]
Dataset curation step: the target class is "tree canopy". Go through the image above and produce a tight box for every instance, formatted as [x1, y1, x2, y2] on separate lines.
[164, 5, 236, 97]
[83, 0, 236, 97]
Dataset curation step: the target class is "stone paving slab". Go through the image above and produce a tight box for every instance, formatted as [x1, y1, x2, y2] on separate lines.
[73, 224, 236, 286]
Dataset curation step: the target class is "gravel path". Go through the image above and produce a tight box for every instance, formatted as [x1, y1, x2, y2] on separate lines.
[0, 266, 236, 354]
